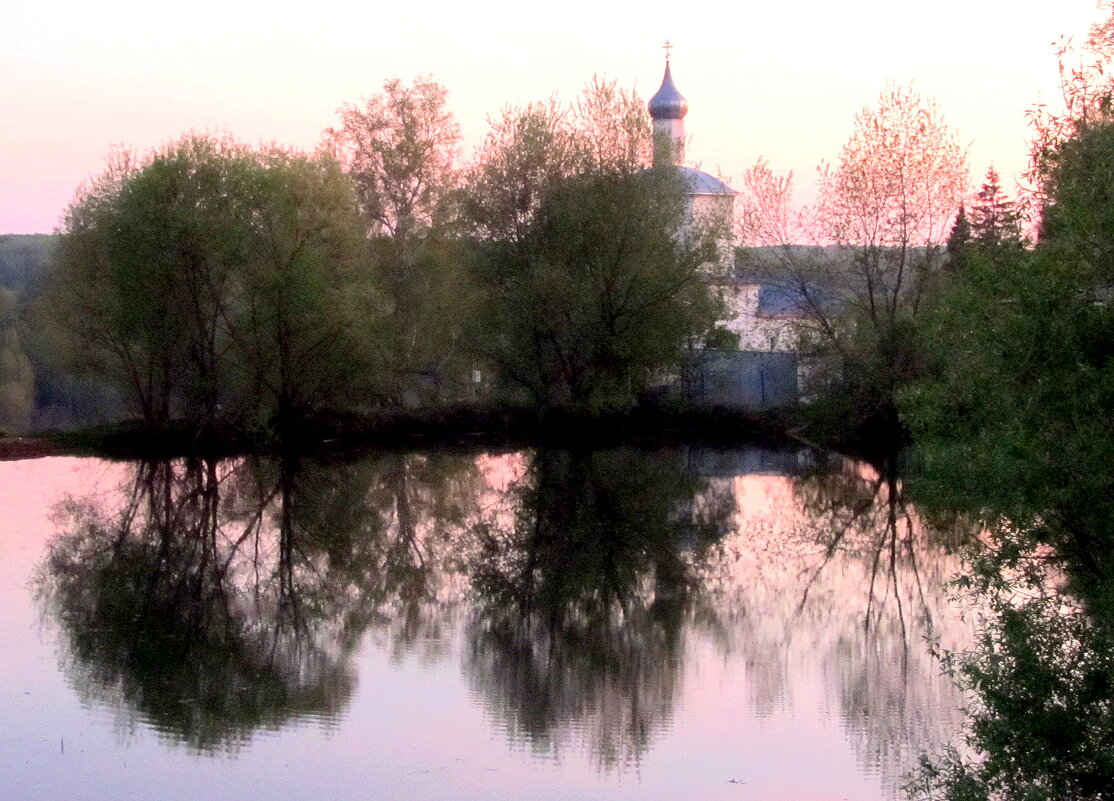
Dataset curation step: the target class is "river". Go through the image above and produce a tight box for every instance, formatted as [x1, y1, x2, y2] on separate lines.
[0, 446, 974, 800]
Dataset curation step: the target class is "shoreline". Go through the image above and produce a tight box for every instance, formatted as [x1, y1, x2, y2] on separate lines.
[2, 404, 805, 462]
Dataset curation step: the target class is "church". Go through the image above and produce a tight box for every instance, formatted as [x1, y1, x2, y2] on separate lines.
[647, 57, 803, 408]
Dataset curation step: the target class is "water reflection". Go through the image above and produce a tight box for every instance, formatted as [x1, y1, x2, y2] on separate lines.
[465, 448, 730, 768]
[38, 458, 352, 751]
[33, 446, 973, 797]
[36, 451, 481, 752]
[690, 455, 970, 797]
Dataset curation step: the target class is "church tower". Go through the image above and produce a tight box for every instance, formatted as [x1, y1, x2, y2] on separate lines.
[648, 49, 688, 167]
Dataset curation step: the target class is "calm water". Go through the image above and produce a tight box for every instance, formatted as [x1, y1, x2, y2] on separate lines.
[0, 448, 973, 800]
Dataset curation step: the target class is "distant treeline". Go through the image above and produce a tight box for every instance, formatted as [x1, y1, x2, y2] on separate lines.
[0, 234, 123, 432]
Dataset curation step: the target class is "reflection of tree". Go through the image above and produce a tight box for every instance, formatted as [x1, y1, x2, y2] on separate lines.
[793, 460, 946, 639]
[37, 451, 480, 752]
[465, 448, 727, 769]
[277, 451, 482, 661]
[687, 456, 970, 799]
[39, 458, 352, 752]
[793, 460, 971, 798]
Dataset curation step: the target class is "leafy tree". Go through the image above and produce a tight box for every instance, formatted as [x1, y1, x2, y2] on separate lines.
[476, 165, 720, 409]
[49, 136, 374, 437]
[466, 80, 721, 409]
[0, 287, 33, 431]
[904, 121, 1114, 592]
[909, 551, 1114, 801]
[465, 98, 587, 248]
[737, 84, 968, 438]
[326, 77, 476, 404]
[325, 76, 460, 239]
[945, 205, 971, 271]
[573, 76, 654, 174]
[229, 148, 373, 435]
[465, 77, 656, 249]
[905, 21, 1114, 791]
[51, 139, 258, 430]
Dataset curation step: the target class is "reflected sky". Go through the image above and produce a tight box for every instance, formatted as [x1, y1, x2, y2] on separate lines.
[0, 448, 973, 800]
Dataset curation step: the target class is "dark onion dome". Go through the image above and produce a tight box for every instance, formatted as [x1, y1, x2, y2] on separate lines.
[678, 166, 734, 196]
[648, 62, 688, 120]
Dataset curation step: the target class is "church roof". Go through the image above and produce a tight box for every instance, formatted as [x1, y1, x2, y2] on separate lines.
[678, 166, 734, 196]
[648, 62, 688, 120]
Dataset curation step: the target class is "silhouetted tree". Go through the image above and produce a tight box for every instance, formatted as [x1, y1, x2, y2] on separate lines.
[945, 205, 971, 272]
[968, 167, 1025, 249]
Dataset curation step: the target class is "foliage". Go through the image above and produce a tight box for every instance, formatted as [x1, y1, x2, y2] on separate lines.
[324, 76, 460, 239]
[945, 205, 972, 271]
[968, 168, 1026, 249]
[48, 136, 373, 437]
[909, 551, 1114, 801]
[907, 15, 1114, 797]
[326, 77, 477, 404]
[226, 148, 373, 431]
[0, 286, 33, 431]
[946, 169, 1026, 274]
[738, 84, 968, 438]
[903, 120, 1114, 598]
[475, 166, 720, 409]
[466, 80, 722, 409]
[0, 234, 56, 298]
[465, 98, 586, 247]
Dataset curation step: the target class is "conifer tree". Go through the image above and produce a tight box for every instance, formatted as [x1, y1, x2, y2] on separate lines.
[968, 167, 1025, 248]
[945, 205, 971, 271]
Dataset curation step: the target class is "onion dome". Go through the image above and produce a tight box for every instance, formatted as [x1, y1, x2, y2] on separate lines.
[678, 166, 735, 196]
[648, 62, 688, 120]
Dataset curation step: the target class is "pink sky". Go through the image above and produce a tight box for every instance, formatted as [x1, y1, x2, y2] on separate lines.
[1, 0, 1103, 234]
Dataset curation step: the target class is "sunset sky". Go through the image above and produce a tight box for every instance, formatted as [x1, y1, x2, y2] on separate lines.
[1, 0, 1104, 234]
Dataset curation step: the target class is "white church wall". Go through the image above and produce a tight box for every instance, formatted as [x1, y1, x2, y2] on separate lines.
[718, 283, 800, 352]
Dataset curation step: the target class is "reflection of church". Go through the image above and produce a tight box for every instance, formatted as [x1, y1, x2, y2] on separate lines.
[648, 58, 804, 408]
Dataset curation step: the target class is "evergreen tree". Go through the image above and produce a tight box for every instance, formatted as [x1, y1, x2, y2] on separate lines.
[968, 167, 1025, 249]
[945, 204, 971, 272]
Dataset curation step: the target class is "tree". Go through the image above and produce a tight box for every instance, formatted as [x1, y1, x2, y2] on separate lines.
[905, 19, 1114, 796]
[738, 84, 968, 438]
[325, 76, 460, 239]
[943, 169, 1026, 274]
[573, 76, 654, 174]
[464, 79, 721, 409]
[968, 167, 1025, 249]
[52, 138, 258, 431]
[944, 204, 971, 271]
[477, 166, 720, 409]
[904, 121, 1114, 587]
[49, 136, 374, 437]
[0, 287, 33, 431]
[465, 77, 656, 249]
[229, 148, 373, 435]
[465, 98, 587, 248]
[326, 77, 476, 404]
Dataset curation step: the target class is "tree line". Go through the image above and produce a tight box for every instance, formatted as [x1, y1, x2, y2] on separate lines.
[13, 77, 725, 442]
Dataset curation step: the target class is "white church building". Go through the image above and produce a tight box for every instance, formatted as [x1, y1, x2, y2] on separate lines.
[647, 58, 804, 407]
